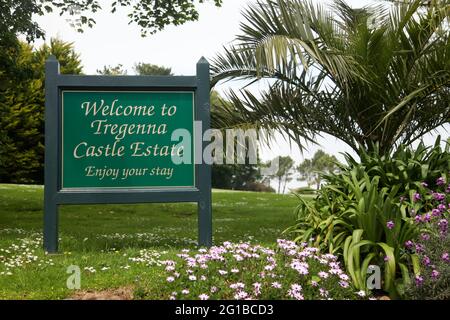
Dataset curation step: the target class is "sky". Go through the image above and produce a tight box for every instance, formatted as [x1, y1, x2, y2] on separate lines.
[32, 0, 449, 191]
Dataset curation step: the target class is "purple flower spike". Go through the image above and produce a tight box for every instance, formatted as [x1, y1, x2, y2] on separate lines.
[432, 209, 441, 217]
[415, 275, 424, 286]
[436, 177, 445, 186]
[414, 215, 422, 224]
[422, 256, 431, 266]
[413, 193, 421, 202]
[386, 221, 395, 230]
[421, 182, 428, 188]
[438, 219, 448, 233]
[441, 252, 449, 262]
[415, 244, 425, 253]
[431, 270, 440, 279]
[432, 192, 445, 201]
[420, 233, 430, 241]
[405, 240, 414, 249]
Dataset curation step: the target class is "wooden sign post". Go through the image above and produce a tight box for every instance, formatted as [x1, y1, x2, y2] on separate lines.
[43, 56, 212, 253]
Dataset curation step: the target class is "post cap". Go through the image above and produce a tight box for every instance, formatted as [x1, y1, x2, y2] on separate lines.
[197, 56, 209, 64]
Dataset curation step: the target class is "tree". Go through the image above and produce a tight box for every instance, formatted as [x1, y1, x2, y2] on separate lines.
[212, 164, 234, 189]
[34, 38, 83, 75]
[0, 38, 83, 183]
[0, 0, 224, 100]
[211, 0, 450, 155]
[133, 63, 172, 76]
[0, 0, 224, 43]
[232, 160, 262, 190]
[1, 1, 223, 99]
[97, 62, 173, 76]
[0, 0, 47, 42]
[211, 151, 263, 190]
[97, 64, 127, 75]
[272, 156, 294, 194]
[212, 161, 261, 190]
[297, 150, 340, 190]
[109, 0, 224, 36]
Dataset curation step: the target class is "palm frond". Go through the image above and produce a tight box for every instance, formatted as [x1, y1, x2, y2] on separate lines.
[211, 0, 450, 154]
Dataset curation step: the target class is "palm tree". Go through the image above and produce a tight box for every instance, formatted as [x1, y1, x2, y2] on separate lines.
[211, 0, 449, 154]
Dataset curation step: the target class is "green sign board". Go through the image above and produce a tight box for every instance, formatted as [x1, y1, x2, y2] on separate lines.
[44, 56, 211, 253]
[61, 91, 195, 189]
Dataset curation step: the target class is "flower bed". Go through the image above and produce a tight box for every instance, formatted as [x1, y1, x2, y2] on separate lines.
[403, 179, 449, 299]
[160, 239, 368, 300]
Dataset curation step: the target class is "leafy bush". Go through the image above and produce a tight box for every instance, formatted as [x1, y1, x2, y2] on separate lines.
[344, 138, 450, 213]
[285, 138, 450, 297]
[242, 182, 275, 193]
[159, 240, 369, 300]
[212, 163, 261, 191]
[291, 186, 316, 195]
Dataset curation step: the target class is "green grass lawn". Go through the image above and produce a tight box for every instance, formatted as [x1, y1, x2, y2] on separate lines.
[0, 184, 305, 299]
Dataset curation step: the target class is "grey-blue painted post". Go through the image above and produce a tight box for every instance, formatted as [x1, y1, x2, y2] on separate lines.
[196, 57, 212, 247]
[43, 56, 60, 253]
